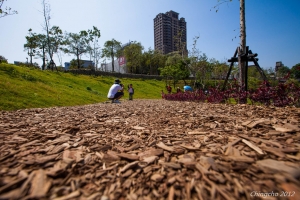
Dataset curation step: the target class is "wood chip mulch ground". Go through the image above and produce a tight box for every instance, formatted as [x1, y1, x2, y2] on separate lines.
[0, 99, 300, 200]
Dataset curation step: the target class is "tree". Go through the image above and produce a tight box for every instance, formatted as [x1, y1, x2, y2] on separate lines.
[141, 48, 166, 75]
[48, 26, 64, 67]
[88, 26, 101, 70]
[276, 66, 290, 79]
[264, 67, 276, 80]
[40, 1, 64, 71]
[291, 63, 300, 79]
[24, 27, 61, 70]
[188, 36, 217, 88]
[0, 0, 17, 18]
[63, 27, 100, 69]
[123, 42, 144, 73]
[189, 36, 205, 86]
[160, 63, 190, 88]
[153, 50, 167, 75]
[42, 0, 56, 70]
[212, 60, 229, 80]
[140, 48, 152, 74]
[24, 29, 38, 65]
[160, 53, 190, 87]
[173, 30, 188, 58]
[238, 0, 246, 87]
[69, 59, 84, 69]
[0, 55, 8, 63]
[247, 65, 260, 79]
[215, 0, 246, 87]
[35, 33, 48, 70]
[102, 39, 121, 72]
[196, 57, 213, 89]
[37, 28, 63, 70]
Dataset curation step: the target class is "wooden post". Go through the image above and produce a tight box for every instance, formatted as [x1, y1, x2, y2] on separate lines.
[245, 46, 249, 91]
[238, 0, 246, 88]
[222, 47, 238, 91]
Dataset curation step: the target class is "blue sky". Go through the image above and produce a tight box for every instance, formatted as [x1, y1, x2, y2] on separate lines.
[1, 0, 299, 69]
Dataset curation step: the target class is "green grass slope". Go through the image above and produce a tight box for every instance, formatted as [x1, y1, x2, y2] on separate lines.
[0, 63, 165, 111]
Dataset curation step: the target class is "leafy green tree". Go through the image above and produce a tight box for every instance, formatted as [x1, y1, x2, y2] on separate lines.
[197, 58, 213, 89]
[102, 39, 121, 72]
[152, 50, 167, 75]
[189, 36, 209, 87]
[0, 0, 17, 18]
[48, 26, 64, 61]
[43, 25, 64, 71]
[0, 55, 8, 63]
[212, 60, 229, 80]
[276, 66, 290, 79]
[34, 33, 48, 70]
[123, 42, 144, 73]
[247, 66, 261, 79]
[140, 48, 152, 74]
[188, 37, 213, 89]
[165, 53, 182, 67]
[142, 48, 167, 75]
[160, 63, 190, 88]
[24, 26, 64, 70]
[63, 27, 100, 69]
[160, 53, 190, 87]
[291, 63, 300, 79]
[69, 59, 84, 69]
[24, 29, 38, 65]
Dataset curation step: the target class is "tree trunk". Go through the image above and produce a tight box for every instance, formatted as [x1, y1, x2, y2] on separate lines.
[42, 46, 46, 70]
[238, 0, 246, 87]
[42, 0, 55, 71]
[77, 56, 80, 69]
[111, 51, 115, 72]
[29, 49, 33, 65]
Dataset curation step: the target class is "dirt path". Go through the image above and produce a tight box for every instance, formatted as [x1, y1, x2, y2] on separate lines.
[0, 100, 300, 199]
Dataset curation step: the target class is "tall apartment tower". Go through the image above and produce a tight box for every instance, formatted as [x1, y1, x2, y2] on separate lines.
[154, 10, 187, 55]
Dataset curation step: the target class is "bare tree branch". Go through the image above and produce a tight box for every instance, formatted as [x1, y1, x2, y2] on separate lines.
[0, 0, 18, 18]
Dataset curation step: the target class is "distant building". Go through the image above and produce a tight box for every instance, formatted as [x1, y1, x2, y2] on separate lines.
[99, 41, 133, 73]
[64, 62, 70, 70]
[154, 10, 187, 54]
[14, 61, 22, 66]
[100, 58, 127, 73]
[65, 60, 95, 70]
[275, 61, 284, 72]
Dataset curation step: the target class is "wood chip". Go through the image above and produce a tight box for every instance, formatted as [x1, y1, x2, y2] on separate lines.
[29, 169, 52, 198]
[0, 100, 299, 199]
[256, 159, 300, 178]
[156, 141, 174, 152]
[242, 139, 264, 155]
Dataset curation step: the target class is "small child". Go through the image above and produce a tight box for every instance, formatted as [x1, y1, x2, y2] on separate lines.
[127, 84, 134, 100]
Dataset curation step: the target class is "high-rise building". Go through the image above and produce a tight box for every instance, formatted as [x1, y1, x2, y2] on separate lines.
[154, 10, 187, 55]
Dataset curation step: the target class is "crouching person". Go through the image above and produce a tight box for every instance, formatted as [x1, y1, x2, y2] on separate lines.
[107, 79, 124, 103]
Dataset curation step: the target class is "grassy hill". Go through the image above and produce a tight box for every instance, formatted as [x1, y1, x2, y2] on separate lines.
[0, 63, 165, 111]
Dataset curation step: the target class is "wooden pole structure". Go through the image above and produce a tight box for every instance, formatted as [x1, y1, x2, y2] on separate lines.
[222, 47, 238, 91]
[238, 0, 246, 87]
